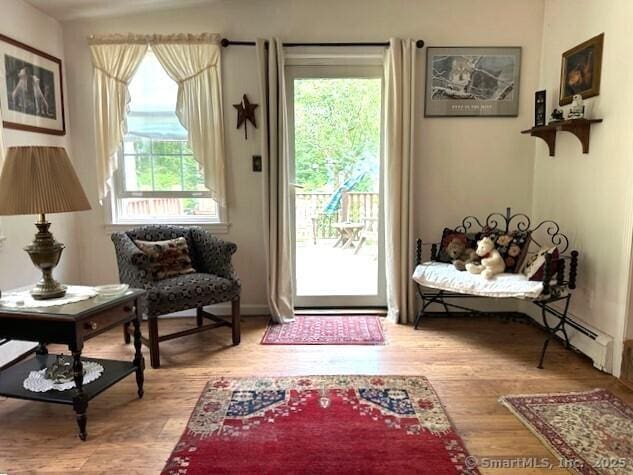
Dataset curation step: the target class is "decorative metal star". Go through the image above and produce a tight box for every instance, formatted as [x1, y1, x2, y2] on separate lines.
[233, 94, 258, 140]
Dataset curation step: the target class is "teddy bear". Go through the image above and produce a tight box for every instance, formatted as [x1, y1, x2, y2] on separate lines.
[465, 237, 506, 279]
[445, 238, 479, 271]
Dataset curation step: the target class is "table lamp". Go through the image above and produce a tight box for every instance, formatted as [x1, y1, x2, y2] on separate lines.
[0, 146, 91, 300]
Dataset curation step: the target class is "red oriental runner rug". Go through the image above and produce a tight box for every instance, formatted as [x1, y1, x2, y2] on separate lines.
[261, 315, 385, 345]
[500, 389, 633, 475]
[162, 375, 479, 475]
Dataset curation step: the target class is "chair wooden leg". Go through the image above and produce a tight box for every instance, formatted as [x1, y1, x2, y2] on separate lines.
[123, 322, 131, 344]
[231, 297, 241, 345]
[196, 307, 203, 327]
[148, 317, 160, 369]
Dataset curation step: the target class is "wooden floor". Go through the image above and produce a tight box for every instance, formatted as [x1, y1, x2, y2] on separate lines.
[0, 315, 631, 474]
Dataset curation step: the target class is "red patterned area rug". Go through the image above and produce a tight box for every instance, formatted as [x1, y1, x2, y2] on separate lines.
[162, 375, 478, 475]
[500, 389, 633, 475]
[261, 315, 385, 345]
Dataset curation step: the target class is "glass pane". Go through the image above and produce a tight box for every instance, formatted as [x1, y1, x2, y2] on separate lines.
[124, 136, 151, 155]
[123, 155, 153, 191]
[120, 198, 217, 219]
[152, 155, 183, 191]
[293, 78, 382, 296]
[182, 155, 205, 191]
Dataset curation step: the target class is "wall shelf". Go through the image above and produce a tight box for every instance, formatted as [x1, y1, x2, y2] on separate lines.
[521, 118, 603, 157]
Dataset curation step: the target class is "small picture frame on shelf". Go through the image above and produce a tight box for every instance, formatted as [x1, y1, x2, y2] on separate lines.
[534, 90, 546, 127]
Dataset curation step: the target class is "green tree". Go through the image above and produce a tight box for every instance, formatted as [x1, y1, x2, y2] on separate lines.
[294, 78, 382, 193]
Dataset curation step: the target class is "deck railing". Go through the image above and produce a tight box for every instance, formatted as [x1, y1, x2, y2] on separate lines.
[295, 192, 379, 243]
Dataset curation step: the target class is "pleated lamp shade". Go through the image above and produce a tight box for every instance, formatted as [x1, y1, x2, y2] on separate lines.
[0, 146, 91, 215]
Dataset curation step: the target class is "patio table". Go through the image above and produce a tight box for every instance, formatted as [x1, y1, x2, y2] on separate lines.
[332, 222, 365, 249]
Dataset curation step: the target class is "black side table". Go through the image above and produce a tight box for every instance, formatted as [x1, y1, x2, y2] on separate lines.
[0, 288, 145, 440]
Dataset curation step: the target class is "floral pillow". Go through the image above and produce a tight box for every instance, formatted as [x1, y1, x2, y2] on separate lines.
[522, 246, 559, 281]
[480, 229, 531, 273]
[134, 237, 196, 281]
[437, 228, 479, 263]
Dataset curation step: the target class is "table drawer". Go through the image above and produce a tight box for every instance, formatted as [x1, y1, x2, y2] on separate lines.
[79, 302, 137, 340]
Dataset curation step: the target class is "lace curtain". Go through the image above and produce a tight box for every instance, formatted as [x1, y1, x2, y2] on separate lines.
[89, 36, 148, 202]
[89, 33, 226, 205]
[151, 34, 226, 206]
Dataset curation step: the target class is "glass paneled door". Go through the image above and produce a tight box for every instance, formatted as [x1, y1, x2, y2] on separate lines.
[287, 63, 386, 308]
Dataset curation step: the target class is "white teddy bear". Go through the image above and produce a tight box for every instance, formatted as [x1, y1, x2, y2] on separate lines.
[465, 237, 506, 279]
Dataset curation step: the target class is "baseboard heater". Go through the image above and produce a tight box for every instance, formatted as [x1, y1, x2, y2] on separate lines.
[522, 304, 613, 373]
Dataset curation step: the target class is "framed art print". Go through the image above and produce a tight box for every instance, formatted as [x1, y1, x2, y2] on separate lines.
[559, 33, 603, 106]
[0, 34, 65, 135]
[425, 46, 521, 117]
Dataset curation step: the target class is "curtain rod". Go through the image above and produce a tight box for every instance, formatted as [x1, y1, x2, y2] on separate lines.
[221, 39, 425, 49]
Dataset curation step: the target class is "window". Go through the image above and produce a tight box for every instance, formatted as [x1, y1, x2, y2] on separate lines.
[113, 51, 220, 223]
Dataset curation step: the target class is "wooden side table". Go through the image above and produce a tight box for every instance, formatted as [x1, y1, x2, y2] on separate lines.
[0, 288, 145, 440]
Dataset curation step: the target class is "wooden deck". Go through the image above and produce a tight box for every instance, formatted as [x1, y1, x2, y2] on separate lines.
[296, 241, 379, 296]
[0, 315, 631, 474]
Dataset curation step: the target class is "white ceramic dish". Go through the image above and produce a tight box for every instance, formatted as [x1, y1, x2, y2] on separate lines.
[94, 284, 129, 297]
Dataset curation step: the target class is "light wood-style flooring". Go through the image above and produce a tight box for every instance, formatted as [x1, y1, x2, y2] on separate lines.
[1, 315, 631, 474]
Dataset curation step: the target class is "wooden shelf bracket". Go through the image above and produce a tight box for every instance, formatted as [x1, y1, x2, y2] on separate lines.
[521, 118, 602, 157]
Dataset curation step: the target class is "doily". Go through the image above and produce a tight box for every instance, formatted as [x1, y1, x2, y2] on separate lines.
[23, 361, 104, 392]
[0, 286, 97, 308]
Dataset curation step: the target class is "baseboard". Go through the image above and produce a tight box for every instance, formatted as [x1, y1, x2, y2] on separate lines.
[520, 302, 613, 373]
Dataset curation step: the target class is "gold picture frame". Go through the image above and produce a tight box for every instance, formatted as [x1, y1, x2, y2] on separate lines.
[559, 33, 603, 106]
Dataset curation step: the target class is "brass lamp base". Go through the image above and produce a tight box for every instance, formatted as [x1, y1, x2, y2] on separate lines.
[25, 214, 67, 300]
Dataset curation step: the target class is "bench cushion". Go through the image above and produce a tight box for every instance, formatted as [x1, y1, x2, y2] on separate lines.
[412, 262, 544, 299]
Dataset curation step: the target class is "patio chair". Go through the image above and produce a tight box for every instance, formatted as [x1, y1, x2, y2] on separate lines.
[111, 225, 241, 369]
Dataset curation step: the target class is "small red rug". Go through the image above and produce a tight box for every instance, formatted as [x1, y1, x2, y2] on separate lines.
[500, 389, 633, 475]
[261, 315, 385, 345]
[162, 375, 478, 475]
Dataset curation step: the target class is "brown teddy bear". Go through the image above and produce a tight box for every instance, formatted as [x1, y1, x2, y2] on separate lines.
[445, 238, 479, 271]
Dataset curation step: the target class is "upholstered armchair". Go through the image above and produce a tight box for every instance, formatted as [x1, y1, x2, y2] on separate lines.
[111, 225, 241, 369]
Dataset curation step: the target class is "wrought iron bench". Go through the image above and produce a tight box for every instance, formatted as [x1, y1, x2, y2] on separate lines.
[413, 208, 579, 369]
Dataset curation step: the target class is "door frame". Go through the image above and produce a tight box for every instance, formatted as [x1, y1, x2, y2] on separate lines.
[285, 61, 387, 308]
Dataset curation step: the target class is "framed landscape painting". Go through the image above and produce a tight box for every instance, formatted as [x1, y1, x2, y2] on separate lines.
[0, 34, 65, 135]
[559, 33, 603, 106]
[425, 46, 521, 117]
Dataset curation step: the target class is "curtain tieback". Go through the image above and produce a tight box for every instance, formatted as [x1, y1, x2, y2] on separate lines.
[178, 64, 216, 84]
[94, 66, 129, 85]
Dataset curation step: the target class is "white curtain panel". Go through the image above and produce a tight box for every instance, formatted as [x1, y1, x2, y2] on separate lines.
[0, 106, 4, 239]
[384, 38, 417, 324]
[89, 36, 148, 202]
[256, 38, 295, 324]
[151, 34, 226, 206]
[0, 105, 4, 168]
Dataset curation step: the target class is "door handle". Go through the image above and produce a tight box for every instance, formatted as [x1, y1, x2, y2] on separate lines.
[289, 183, 305, 189]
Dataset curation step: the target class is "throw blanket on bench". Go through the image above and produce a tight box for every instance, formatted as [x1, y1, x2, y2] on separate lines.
[413, 262, 544, 299]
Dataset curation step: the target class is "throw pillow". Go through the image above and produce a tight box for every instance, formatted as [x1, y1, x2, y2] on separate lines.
[522, 246, 559, 281]
[437, 228, 479, 263]
[480, 229, 531, 273]
[134, 237, 196, 281]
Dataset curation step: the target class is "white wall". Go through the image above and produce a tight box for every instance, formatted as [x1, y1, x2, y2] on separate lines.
[531, 0, 633, 375]
[60, 0, 544, 312]
[0, 0, 81, 364]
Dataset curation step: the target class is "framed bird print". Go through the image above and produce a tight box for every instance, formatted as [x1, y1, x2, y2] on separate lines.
[559, 33, 603, 106]
[425, 46, 521, 117]
[0, 33, 65, 135]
